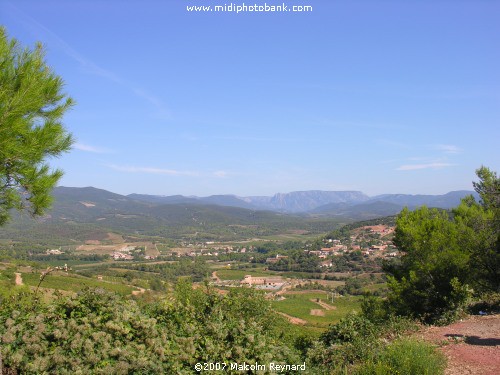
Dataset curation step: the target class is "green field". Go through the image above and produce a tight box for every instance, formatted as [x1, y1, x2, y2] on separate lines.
[272, 291, 362, 331]
[20, 272, 136, 295]
[215, 268, 280, 280]
[37, 259, 109, 267]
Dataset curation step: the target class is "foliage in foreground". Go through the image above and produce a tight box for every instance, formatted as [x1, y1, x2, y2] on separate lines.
[307, 312, 444, 375]
[352, 337, 446, 375]
[0, 284, 299, 374]
[0, 281, 449, 374]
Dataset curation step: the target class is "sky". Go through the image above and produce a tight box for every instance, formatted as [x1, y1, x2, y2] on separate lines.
[1, 0, 499, 197]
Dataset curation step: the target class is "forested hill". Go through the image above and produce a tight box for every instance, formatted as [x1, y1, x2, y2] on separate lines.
[0, 187, 344, 242]
[127, 188, 476, 214]
[0, 186, 477, 243]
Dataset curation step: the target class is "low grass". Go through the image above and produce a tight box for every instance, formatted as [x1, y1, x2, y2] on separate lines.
[353, 337, 446, 375]
[38, 259, 108, 267]
[20, 272, 136, 296]
[280, 271, 324, 279]
[272, 291, 362, 331]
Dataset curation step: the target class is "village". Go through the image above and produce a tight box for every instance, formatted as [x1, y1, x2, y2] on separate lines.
[45, 224, 398, 271]
[180, 224, 398, 265]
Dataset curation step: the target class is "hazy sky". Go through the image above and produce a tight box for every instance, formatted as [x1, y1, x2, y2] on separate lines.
[1, 0, 498, 196]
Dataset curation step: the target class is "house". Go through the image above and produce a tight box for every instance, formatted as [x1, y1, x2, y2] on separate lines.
[308, 250, 327, 259]
[240, 275, 286, 290]
[266, 254, 288, 263]
[112, 252, 134, 260]
[46, 249, 64, 255]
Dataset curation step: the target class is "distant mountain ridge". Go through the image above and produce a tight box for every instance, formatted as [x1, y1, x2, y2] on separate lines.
[367, 190, 477, 209]
[128, 190, 371, 213]
[127, 189, 477, 214]
[310, 190, 479, 219]
[0, 186, 479, 243]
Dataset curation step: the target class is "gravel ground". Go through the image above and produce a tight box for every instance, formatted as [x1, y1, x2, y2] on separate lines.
[415, 314, 500, 375]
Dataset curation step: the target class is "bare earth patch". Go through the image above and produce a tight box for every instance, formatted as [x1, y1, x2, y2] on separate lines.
[131, 287, 146, 296]
[14, 272, 23, 285]
[310, 298, 336, 310]
[310, 309, 325, 316]
[106, 232, 125, 244]
[277, 312, 307, 325]
[212, 271, 221, 282]
[416, 314, 500, 375]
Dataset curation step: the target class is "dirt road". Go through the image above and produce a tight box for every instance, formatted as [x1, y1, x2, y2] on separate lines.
[310, 298, 336, 310]
[417, 314, 500, 375]
[277, 312, 307, 325]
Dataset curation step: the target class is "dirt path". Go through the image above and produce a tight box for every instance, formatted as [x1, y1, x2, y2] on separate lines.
[14, 272, 23, 285]
[310, 298, 336, 310]
[277, 312, 307, 325]
[417, 314, 500, 375]
[310, 309, 325, 316]
[211, 271, 221, 282]
[274, 283, 294, 296]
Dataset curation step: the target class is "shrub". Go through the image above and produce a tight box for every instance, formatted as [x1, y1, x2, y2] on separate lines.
[353, 337, 446, 375]
[308, 314, 381, 369]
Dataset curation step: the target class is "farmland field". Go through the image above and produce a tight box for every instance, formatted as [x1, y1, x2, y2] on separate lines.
[20, 272, 136, 295]
[272, 291, 362, 331]
[215, 268, 281, 280]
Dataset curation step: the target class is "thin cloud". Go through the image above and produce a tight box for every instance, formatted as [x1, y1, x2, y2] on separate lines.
[396, 163, 455, 171]
[107, 164, 198, 176]
[433, 144, 462, 154]
[74, 143, 111, 154]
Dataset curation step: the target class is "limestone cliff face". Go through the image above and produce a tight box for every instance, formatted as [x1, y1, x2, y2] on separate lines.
[265, 190, 370, 212]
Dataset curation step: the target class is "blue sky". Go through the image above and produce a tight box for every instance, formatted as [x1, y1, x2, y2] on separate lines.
[1, 0, 499, 196]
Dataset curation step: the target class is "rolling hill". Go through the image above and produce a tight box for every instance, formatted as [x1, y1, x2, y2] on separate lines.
[0, 186, 477, 244]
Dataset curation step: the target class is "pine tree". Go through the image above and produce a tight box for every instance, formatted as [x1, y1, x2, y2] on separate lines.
[0, 27, 74, 225]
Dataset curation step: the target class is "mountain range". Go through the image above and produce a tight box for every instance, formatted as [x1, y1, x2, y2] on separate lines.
[128, 189, 477, 214]
[0, 187, 478, 243]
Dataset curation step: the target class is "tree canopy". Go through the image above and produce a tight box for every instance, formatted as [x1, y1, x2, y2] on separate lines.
[0, 27, 74, 225]
[385, 166, 500, 323]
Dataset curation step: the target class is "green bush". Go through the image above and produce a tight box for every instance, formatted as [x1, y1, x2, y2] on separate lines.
[353, 337, 446, 375]
[307, 313, 381, 370]
[0, 285, 301, 374]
